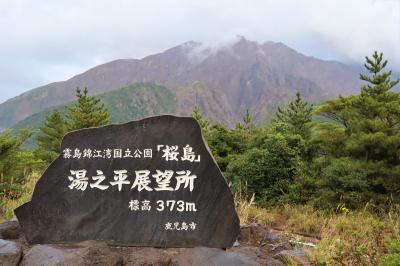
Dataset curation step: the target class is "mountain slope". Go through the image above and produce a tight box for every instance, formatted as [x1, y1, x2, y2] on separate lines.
[13, 82, 177, 131]
[0, 37, 361, 128]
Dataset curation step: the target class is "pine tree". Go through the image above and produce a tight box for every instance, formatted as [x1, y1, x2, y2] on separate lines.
[35, 110, 68, 164]
[348, 51, 400, 161]
[66, 87, 110, 130]
[360, 51, 399, 95]
[275, 92, 313, 140]
[35, 87, 110, 165]
[242, 109, 254, 132]
[315, 51, 400, 206]
[191, 105, 209, 132]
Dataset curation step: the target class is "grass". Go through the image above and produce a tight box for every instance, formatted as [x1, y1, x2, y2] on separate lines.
[236, 195, 400, 265]
[312, 206, 400, 265]
[235, 194, 326, 237]
[235, 193, 276, 226]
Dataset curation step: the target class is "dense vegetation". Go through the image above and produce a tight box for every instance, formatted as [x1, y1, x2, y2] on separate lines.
[0, 87, 111, 202]
[198, 52, 400, 211]
[0, 130, 39, 199]
[0, 52, 399, 265]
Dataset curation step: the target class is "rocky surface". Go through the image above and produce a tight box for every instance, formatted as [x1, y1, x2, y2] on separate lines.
[0, 218, 20, 240]
[274, 249, 309, 265]
[0, 239, 21, 266]
[0, 219, 310, 265]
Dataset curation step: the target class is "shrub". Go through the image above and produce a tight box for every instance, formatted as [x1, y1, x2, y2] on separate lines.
[226, 132, 299, 206]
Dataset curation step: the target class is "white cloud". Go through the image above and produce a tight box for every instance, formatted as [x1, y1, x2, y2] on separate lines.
[0, 0, 399, 103]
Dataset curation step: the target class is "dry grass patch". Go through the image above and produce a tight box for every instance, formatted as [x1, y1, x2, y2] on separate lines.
[310, 207, 400, 265]
[0, 172, 40, 222]
[235, 195, 400, 265]
[235, 194, 277, 226]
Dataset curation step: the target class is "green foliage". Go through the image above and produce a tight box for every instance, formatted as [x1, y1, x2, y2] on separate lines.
[206, 123, 248, 172]
[101, 82, 177, 123]
[242, 109, 254, 132]
[202, 51, 400, 210]
[0, 130, 38, 200]
[313, 158, 371, 209]
[381, 239, 400, 266]
[35, 110, 68, 164]
[274, 92, 316, 163]
[34, 87, 110, 165]
[202, 110, 257, 174]
[191, 105, 209, 132]
[226, 131, 299, 205]
[66, 87, 110, 130]
[315, 51, 400, 208]
[275, 91, 313, 140]
[360, 51, 399, 95]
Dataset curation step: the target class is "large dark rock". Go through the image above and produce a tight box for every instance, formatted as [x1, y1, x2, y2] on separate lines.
[0, 239, 21, 266]
[15, 116, 239, 248]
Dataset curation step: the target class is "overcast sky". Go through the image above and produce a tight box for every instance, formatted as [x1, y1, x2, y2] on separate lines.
[0, 0, 399, 103]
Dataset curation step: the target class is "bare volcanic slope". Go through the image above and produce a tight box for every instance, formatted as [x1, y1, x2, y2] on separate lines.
[0, 37, 361, 128]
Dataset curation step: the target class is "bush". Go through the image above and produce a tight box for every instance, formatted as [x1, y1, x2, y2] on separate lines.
[314, 158, 371, 209]
[226, 132, 299, 206]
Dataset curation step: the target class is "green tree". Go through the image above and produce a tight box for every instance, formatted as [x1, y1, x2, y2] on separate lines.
[191, 105, 209, 132]
[0, 129, 36, 199]
[35, 87, 110, 166]
[273, 92, 316, 163]
[315, 51, 400, 207]
[66, 87, 110, 130]
[35, 110, 68, 164]
[275, 91, 313, 140]
[360, 51, 399, 95]
[242, 109, 254, 132]
[206, 123, 248, 173]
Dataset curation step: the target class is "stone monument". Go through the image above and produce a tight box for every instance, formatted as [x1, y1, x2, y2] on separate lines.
[15, 115, 240, 248]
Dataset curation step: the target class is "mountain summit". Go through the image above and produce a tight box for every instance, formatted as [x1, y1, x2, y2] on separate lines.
[0, 38, 361, 128]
